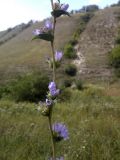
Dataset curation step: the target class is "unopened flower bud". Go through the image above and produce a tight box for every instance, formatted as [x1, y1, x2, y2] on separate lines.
[46, 99, 53, 107]
[53, 3, 61, 10]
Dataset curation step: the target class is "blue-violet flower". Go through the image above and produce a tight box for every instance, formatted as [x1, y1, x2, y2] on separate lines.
[45, 20, 53, 30]
[48, 82, 60, 97]
[33, 20, 53, 36]
[33, 29, 42, 36]
[55, 51, 63, 61]
[52, 123, 69, 140]
[61, 4, 69, 11]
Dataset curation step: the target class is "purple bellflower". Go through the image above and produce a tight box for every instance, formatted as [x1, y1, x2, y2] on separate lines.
[48, 82, 60, 97]
[55, 51, 63, 61]
[61, 4, 69, 11]
[45, 20, 53, 30]
[48, 82, 56, 90]
[52, 123, 69, 141]
[32, 29, 43, 36]
[33, 20, 53, 36]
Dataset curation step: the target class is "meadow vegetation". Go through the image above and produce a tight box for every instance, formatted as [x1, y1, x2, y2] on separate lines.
[109, 28, 120, 77]
[65, 64, 77, 76]
[0, 3, 120, 160]
[0, 73, 49, 102]
[0, 85, 120, 160]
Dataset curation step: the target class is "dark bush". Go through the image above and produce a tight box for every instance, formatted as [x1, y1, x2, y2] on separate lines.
[65, 64, 77, 76]
[63, 79, 73, 88]
[75, 79, 83, 90]
[115, 36, 120, 44]
[0, 87, 3, 99]
[7, 28, 12, 32]
[109, 46, 120, 68]
[0, 85, 10, 99]
[80, 13, 94, 23]
[10, 73, 49, 102]
[115, 68, 120, 77]
[64, 44, 76, 59]
[69, 39, 78, 46]
[81, 5, 99, 12]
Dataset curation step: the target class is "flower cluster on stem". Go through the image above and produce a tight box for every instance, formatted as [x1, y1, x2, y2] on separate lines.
[33, 0, 70, 159]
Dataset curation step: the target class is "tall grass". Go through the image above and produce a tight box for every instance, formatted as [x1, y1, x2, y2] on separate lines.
[0, 85, 120, 160]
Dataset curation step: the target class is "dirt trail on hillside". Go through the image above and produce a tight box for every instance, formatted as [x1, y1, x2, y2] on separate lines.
[74, 7, 120, 81]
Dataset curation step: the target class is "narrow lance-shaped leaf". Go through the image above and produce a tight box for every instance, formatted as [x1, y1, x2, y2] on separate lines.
[32, 33, 54, 42]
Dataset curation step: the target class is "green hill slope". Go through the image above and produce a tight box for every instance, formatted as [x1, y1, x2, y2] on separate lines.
[0, 14, 80, 82]
[0, 7, 120, 83]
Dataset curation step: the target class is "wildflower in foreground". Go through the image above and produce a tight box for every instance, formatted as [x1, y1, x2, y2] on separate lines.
[33, 20, 53, 36]
[48, 82, 60, 97]
[55, 51, 63, 61]
[53, 2, 69, 11]
[32, 29, 42, 36]
[48, 82, 56, 90]
[45, 20, 53, 30]
[61, 4, 69, 11]
[52, 123, 69, 141]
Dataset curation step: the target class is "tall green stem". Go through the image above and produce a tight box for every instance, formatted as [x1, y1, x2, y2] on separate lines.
[48, 114, 55, 160]
[49, 1, 57, 160]
[51, 16, 56, 82]
[49, 17, 56, 160]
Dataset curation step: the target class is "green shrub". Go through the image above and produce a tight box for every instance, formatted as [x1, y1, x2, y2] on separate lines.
[109, 46, 120, 68]
[73, 13, 94, 40]
[0, 87, 3, 99]
[58, 89, 71, 102]
[115, 68, 120, 77]
[64, 44, 76, 59]
[115, 36, 120, 44]
[63, 79, 73, 88]
[73, 25, 85, 39]
[69, 39, 78, 46]
[0, 85, 10, 99]
[10, 73, 49, 102]
[65, 64, 77, 76]
[75, 79, 83, 90]
[80, 12, 94, 23]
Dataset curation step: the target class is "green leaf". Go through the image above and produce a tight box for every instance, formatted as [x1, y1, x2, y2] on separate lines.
[51, 9, 70, 18]
[58, 0, 60, 3]
[50, 60, 61, 69]
[32, 33, 54, 42]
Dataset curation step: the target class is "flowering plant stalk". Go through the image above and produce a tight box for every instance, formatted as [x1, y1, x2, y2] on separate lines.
[33, 0, 70, 159]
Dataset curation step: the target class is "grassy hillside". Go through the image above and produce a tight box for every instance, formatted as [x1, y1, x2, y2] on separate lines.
[0, 7, 120, 83]
[0, 86, 120, 160]
[0, 6, 120, 160]
[0, 14, 80, 82]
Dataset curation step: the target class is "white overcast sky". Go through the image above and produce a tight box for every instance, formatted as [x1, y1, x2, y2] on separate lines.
[0, 0, 119, 31]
